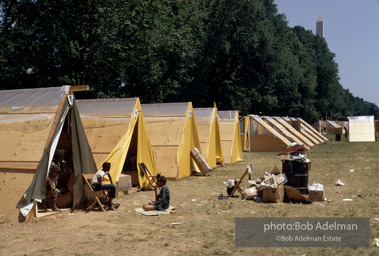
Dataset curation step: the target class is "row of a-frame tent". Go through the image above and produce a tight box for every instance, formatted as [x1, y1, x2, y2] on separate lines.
[240, 115, 328, 152]
[0, 86, 243, 222]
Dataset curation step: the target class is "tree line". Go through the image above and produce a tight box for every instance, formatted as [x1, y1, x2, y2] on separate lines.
[1, 0, 378, 123]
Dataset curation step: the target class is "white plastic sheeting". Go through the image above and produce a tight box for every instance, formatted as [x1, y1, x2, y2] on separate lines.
[348, 116, 375, 142]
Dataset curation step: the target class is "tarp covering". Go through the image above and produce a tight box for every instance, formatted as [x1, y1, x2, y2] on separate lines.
[194, 107, 223, 167]
[348, 116, 375, 142]
[77, 98, 158, 189]
[16, 90, 96, 217]
[218, 111, 243, 163]
[143, 102, 201, 179]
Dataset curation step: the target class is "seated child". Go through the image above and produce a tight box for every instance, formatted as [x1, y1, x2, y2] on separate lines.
[92, 162, 117, 210]
[143, 175, 170, 211]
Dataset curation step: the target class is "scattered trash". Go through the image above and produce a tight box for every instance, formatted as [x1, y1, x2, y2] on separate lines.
[335, 179, 345, 186]
[358, 195, 363, 198]
[319, 204, 325, 207]
[309, 182, 324, 202]
[336, 189, 341, 194]
[374, 238, 379, 247]
[253, 196, 263, 203]
[192, 199, 197, 202]
[241, 199, 246, 202]
[242, 187, 258, 200]
[342, 199, 353, 202]
[218, 194, 229, 200]
[372, 218, 379, 222]
[171, 223, 181, 225]
[327, 200, 334, 203]
[349, 169, 354, 173]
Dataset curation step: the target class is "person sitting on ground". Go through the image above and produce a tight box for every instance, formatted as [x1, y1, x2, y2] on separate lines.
[91, 162, 117, 211]
[41, 151, 65, 211]
[143, 175, 170, 211]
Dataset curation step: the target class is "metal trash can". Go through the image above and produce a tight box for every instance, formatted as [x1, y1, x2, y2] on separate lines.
[281, 160, 310, 194]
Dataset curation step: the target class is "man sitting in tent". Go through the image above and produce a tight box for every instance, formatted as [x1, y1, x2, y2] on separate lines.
[40, 151, 65, 211]
[92, 162, 117, 211]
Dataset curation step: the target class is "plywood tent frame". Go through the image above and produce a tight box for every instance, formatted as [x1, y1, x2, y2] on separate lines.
[0, 86, 97, 222]
[77, 98, 158, 189]
[272, 117, 314, 147]
[262, 116, 305, 146]
[247, 115, 292, 152]
[142, 102, 202, 180]
[218, 110, 243, 163]
[284, 117, 319, 145]
[194, 107, 224, 168]
[297, 118, 328, 142]
[312, 120, 342, 134]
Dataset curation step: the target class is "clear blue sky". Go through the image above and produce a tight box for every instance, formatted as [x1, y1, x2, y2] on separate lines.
[274, 0, 379, 107]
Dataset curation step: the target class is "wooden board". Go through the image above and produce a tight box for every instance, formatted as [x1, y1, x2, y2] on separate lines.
[273, 117, 314, 147]
[250, 135, 288, 152]
[221, 140, 233, 163]
[0, 116, 54, 163]
[144, 118, 183, 146]
[219, 120, 235, 164]
[300, 124, 322, 144]
[151, 145, 179, 179]
[82, 117, 130, 154]
[0, 170, 35, 223]
[250, 115, 292, 147]
[349, 122, 375, 142]
[297, 118, 328, 141]
[262, 116, 304, 145]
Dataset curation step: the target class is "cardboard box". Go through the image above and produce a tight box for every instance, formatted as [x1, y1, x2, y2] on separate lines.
[309, 190, 323, 202]
[262, 184, 284, 203]
[242, 187, 258, 200]
[117, 174, 132, 192]
[190, 148, 212, 175]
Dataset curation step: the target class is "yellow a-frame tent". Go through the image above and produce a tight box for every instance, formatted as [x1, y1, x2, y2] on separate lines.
[218, 110, 243, 163]
[77, 98, 157, 189]
[142, 102, 201, 180]
[194, 107, 224, 168]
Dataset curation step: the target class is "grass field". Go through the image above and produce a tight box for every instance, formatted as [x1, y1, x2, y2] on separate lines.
[0, 137, 378, 256]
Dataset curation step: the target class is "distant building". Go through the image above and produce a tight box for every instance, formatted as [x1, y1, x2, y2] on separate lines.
[316, 13, 324, 38]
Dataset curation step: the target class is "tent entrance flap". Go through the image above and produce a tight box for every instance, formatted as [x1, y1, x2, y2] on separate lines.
[121, 119, 139, 186]
[18, 99, 71, 217]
